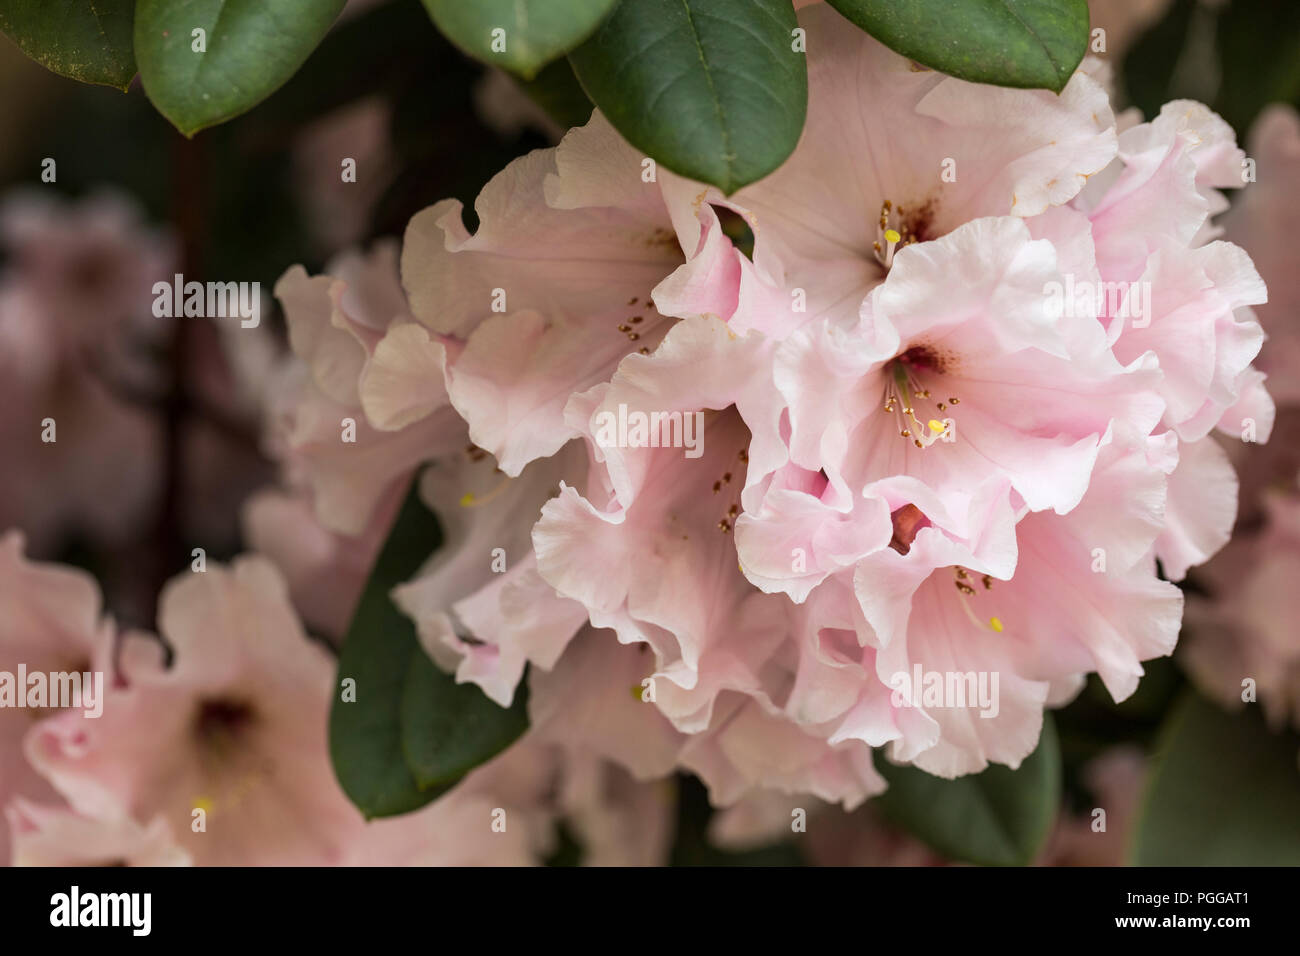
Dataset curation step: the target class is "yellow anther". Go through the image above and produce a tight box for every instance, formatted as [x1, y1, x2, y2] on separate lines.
[928, 419, 945, 433]
[459, 492, 475, 507]
[989, 617, 1004, 633]
[884, 228, 901, 244]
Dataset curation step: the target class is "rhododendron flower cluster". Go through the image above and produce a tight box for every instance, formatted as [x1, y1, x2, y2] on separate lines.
[1, 0, 1291, 875]
[271, 4, 1271, 810]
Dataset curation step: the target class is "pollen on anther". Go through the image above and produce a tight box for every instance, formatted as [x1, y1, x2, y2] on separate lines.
[989, 617, 1004, 632]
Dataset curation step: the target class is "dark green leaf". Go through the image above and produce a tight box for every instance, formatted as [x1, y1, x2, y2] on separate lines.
[1119, 0, 1193, 117]
[400, 646, 529, 792]
[568, 0, 808, 194]
[134, 0, 346, 136]
[1213, 0, 1300, 134]
[329, 477, 529, 819]
[872, 715, 1062, 866]
[514, 57, 594, 131]
[826, 0, 1089, 92]
[1132, 693, 1300, 865]
[0, 0, 135, 90]
[423, 0, 616, 79]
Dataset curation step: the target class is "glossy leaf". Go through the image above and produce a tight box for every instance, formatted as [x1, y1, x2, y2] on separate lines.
[569, 0, 808, 194]
[423, 0, 617, 79]
[329, 477, 529, 819]
[1132, 693, 1300, 865]
[826, 0, 1090, 92]
[134, 0, 346, 136]
[873, 716, 1062, 866]
[0, 0, 136, 90]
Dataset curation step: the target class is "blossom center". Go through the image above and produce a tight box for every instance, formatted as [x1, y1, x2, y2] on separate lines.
[872, 199, 937, 270]
[882, 348, 961, 448]
[952, 567, 1005, 634]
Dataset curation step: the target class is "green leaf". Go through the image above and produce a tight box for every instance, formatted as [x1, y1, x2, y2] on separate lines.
[400, 648, 529, 792]
[329, 477, 530, 819]
[134, 0, 347, 136]
[0, 0, 136, 90]
[1213, 0, 1300, 134]
[1132, 693, 1300, 865]
[1120, 0, 1194, 119]
[515, 57, 594, 131]
[872, 716, 1062, 866]
[423, 0, 616, 80]
[826, 0, 1090, 92]
[568, 0, 808, 194]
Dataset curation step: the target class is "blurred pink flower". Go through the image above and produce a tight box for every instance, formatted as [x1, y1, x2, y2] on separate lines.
[1039, 745, 1146, 866]
[270, 240, 462, 536]
[0, 532, 115, 865]
[6, 799, 189, 867]
[1183, 491, 1300, 730]
[15, 553, 665, 866]
[0, 191, 173, 552]
[1222, 104, 1300, 408]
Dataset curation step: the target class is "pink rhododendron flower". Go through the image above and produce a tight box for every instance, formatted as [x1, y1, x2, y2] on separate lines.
[241, 485, 397, 644]
[6, 800, 189, 867]
[25, 557, 366, 865]
[0, 191, 172, 551]
[1222, 104, 1300, 408]
[12, 552, 664, 866]
[1039, 745, 1146, 866]
[271, 240, 463, 535]
[398, 111, 764, 476]
[0, 532, 115, 865]
[1183, 491, 1300, 730]
[727, 3, 1117, 331]
[243, 0, 1275, 821]
[350, 1, 1273, 810]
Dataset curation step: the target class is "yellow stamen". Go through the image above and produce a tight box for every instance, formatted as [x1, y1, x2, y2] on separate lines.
[989, 616, 1004, 633]
[460, 473, 512, 508]
[884, 228, 901, 244]
[928, 419, 945, 433]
